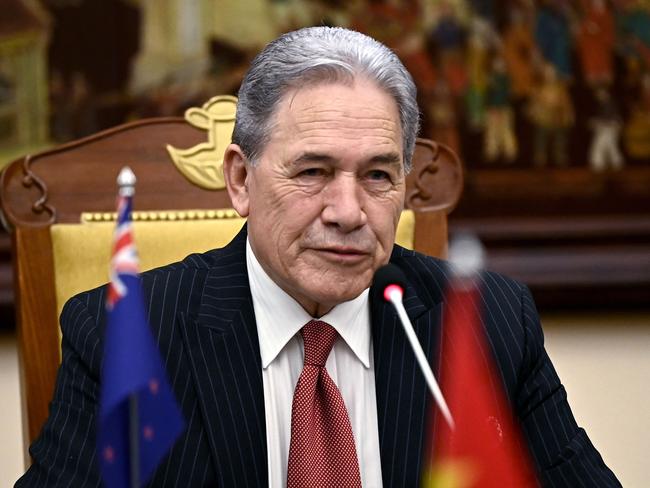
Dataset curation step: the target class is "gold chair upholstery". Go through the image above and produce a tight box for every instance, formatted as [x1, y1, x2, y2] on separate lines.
[0, 96, 463, 454]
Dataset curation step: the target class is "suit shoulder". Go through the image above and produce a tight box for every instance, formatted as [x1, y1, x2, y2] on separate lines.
[479, 268, 528, 302]
[391, 245, 528, 305]
[63, 246, 236, 317]
[390, 246, 452, 305]
[143, 245, 234, 276]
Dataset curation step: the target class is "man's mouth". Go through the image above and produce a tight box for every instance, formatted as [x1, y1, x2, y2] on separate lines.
[312, 246, 371, 263]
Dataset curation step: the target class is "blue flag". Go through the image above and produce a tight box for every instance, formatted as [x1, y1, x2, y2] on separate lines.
[98, 182, 184, 488]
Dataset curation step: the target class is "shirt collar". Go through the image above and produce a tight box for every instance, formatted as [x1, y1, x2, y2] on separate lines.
[246, 238, 371, 369]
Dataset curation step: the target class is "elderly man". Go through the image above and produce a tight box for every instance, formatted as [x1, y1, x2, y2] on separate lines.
[18, 27, 619, 487]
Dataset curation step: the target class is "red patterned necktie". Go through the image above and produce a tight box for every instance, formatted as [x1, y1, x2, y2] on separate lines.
[286, 320, 363, 488]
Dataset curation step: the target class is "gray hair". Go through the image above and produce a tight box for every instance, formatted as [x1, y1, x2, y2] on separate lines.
[232, 26, 420, 171]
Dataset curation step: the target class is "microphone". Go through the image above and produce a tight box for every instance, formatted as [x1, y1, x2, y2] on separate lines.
[372, 264, 455, 429]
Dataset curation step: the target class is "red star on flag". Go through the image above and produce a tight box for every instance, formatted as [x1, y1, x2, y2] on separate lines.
[103, 446, 115, 463]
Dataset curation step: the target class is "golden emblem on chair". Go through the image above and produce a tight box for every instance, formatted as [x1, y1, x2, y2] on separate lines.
[166, 95, 237, 190]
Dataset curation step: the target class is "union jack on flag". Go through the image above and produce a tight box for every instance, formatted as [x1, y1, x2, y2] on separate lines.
[98, 167, 185, 488]
[106, 194, 139, 308]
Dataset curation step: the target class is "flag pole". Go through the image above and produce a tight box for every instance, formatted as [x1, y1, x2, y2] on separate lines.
[117, 166, 140, 488]
[129, 395, 140, 488]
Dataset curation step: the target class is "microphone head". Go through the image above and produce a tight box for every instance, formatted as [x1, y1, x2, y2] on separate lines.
[372, 264, 407, 303]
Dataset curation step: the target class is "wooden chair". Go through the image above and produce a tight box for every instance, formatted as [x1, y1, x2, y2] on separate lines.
[0, 95, 463, 456]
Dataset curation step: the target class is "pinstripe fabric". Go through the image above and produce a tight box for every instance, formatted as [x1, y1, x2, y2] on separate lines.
[17, 227, 620, 487]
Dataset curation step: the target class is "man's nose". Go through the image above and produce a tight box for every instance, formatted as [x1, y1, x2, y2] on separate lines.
[321, 174, 367, 232]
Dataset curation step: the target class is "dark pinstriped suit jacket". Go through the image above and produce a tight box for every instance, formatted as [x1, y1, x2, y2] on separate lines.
[18, 227, 620, 487]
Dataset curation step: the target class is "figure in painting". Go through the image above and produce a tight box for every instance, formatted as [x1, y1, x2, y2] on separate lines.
[484, 56, 518, 163]
[624, 71, 650, 160]
[535, 0, 573, 81]
[429, 0, 468, 98]
[527, 63, 575, 167]
[576, 0, 616, 87]
[465, 16, 498, 130]
[430, 79, 461, 155]
[589, 88, 624, 171]
[502, 5, 537, 102]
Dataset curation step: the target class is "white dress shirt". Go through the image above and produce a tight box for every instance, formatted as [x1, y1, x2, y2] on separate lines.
[246, 239, 383, 488]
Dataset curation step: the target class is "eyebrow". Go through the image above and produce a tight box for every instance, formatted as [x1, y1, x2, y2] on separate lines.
[294, 152, 336, 164]
[368, 152, 402, 165]
[294, 151, 402, 166]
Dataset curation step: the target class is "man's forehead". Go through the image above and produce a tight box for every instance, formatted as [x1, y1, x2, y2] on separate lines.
[272, 82, 401, 135]
[249, 78, 406, 171]
[280, 79, 399, 119]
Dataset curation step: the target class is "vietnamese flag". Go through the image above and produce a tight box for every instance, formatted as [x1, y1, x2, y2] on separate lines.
[422, 279, 538, 488]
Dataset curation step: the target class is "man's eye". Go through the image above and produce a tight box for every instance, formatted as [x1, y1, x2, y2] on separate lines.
[298, 168, 325, 177]
[367, 170, 391, 181]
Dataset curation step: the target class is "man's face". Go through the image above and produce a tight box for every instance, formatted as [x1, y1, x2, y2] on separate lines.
[228, 79, 406, 316]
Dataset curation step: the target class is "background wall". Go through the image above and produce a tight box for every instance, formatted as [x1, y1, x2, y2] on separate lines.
[543, 313, 650, 487]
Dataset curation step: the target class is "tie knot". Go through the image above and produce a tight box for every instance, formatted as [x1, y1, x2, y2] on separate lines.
[301, 320, 337, 367]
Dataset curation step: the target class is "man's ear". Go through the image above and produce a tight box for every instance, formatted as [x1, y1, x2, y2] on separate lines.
[223, 143, 250, 217]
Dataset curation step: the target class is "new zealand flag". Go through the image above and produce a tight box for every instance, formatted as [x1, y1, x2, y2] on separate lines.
[98, 168, 184, 487]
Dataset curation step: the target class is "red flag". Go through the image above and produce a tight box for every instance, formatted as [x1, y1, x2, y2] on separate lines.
[422, 279, 537, 487]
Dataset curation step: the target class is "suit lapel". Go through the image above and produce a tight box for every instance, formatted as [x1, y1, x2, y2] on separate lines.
[372, 275, 443, 487]
[179, 231, 268, 487]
